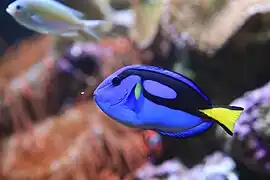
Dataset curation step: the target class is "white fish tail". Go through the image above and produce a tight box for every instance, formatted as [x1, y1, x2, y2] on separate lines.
[95, 0, 115, 20]
[112, 9, 134, 27]
[96, 0, 117, 31]
[81, 20, 106, 40]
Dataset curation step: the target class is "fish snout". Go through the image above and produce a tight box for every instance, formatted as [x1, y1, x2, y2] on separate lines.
[6, 7, 12, 15]
[94, 88, 128, 107]
[6, 5, 15, 16]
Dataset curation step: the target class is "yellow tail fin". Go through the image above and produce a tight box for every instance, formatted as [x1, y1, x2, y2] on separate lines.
[199, 106, 244, 135]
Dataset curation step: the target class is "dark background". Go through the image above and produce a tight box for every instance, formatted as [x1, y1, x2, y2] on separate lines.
[0, 0, 35, 52]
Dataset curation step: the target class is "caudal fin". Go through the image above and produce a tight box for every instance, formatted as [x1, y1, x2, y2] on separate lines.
[199, 106, 244, 135]
[111, 9, 134, 27]
[93, 0, 115, 31]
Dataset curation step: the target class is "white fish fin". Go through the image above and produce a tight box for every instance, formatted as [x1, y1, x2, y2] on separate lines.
[31, 14, 44, 24]
[112, 9, 134, 27]
[60, 31, 79, 37]
[81, 20, 105, 28]
[93, 0, 115, 17]
[93, 0, 115, 31]
[64, 6, 84, 18]
[51, 0, 85, 18]
[82, 29, 100, 40]
[81, 20, 106, 40]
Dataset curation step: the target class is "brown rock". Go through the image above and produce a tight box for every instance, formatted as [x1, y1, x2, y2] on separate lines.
[163, 0, 270, 55]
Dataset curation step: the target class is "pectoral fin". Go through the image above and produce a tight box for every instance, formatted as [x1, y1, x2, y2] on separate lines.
[31, 15, 44, 24]
[135, 82, 142, 99]
[124, 82, 144, 113]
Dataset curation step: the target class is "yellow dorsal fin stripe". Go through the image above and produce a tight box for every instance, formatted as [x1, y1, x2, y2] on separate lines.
[199, 107, 243, 134]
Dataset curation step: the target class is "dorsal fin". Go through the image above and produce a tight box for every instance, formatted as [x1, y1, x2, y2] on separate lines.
[64, 6, 84, 18]
[51, 0, 85, 18]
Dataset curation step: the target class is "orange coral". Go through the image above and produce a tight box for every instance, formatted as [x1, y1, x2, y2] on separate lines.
[1, 102, 148, 180]
[0, 36, 158, 179]
[98, 37, 141, 77]
[0, 35, 54, 135]
[0, 35, 52, 86]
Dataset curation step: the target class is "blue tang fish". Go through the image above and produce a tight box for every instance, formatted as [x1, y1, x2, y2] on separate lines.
[93, 65, 244, 138]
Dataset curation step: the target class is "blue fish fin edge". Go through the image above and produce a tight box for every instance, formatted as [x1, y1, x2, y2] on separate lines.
[153, 121, 214, 139]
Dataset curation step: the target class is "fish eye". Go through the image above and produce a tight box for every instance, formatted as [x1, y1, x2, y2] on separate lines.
[16, 5, 22, 10]
[112, 76, 121, 86]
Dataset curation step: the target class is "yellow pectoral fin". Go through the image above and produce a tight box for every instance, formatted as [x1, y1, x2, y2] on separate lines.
[199, 106, 244, 135]
[135, 83, 142, 100]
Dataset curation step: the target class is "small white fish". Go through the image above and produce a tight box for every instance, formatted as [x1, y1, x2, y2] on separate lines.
[6, 0, 107, 39]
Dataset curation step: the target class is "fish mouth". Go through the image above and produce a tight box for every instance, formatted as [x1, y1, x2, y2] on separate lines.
[93, 81, 112, 96]
[93, 90, 128, 108]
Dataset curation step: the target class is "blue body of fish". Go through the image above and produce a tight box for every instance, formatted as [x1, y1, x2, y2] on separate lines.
[94, 65, 243, 138]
